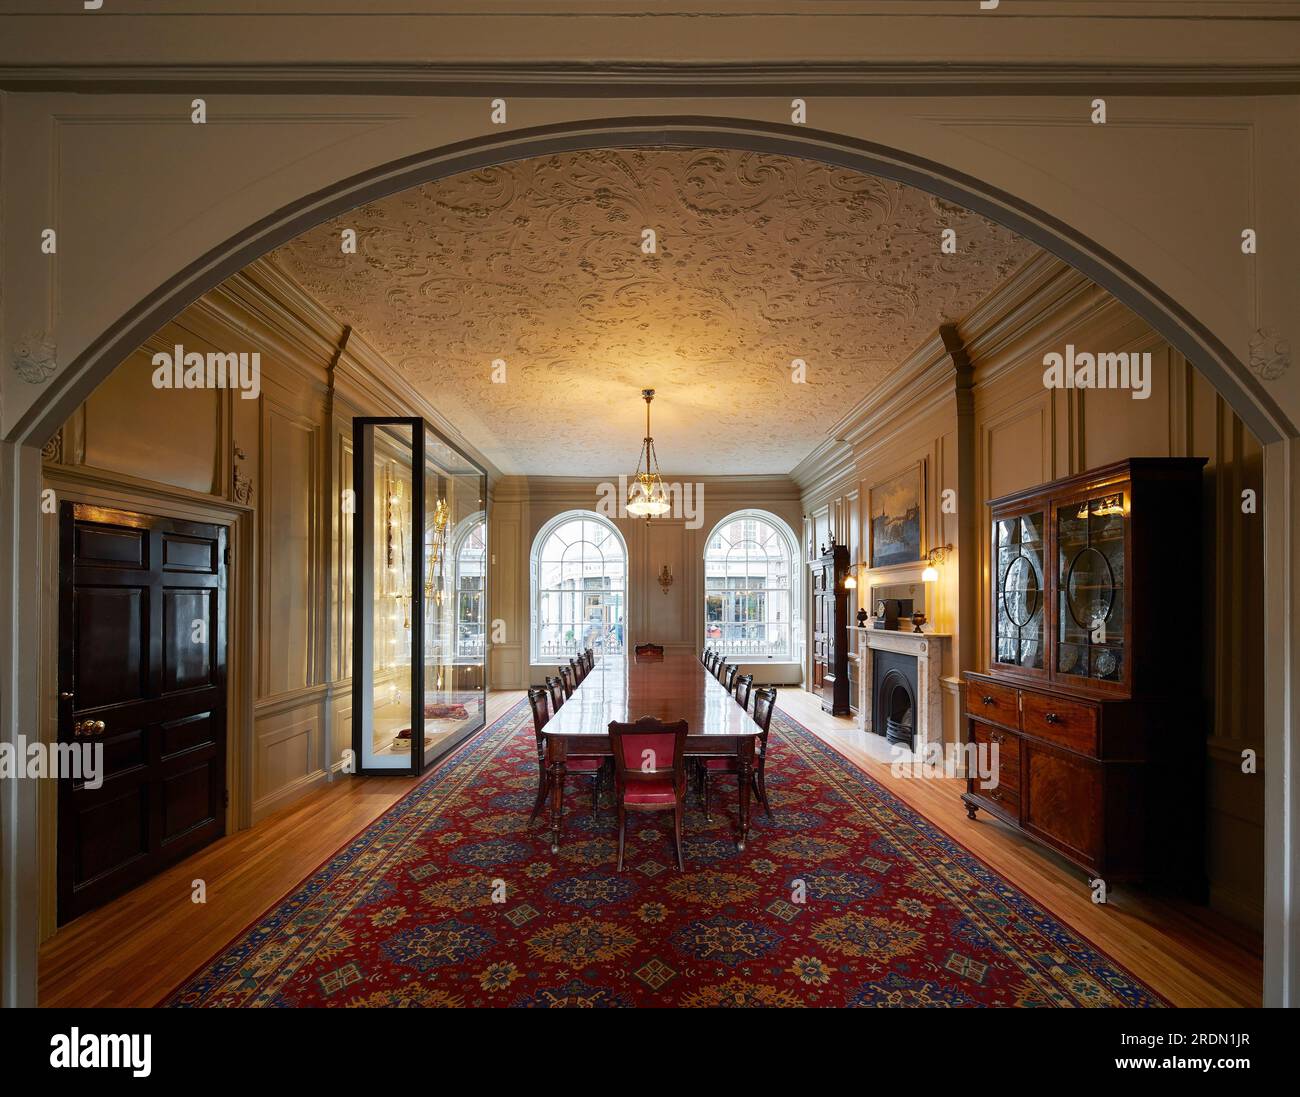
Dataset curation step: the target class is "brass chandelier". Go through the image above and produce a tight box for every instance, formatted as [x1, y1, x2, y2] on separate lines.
[626, 388, 671, 519]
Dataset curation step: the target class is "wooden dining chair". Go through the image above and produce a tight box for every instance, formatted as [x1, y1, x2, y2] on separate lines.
[700, 686, 777, 822]
[558, 665, 575, 698]
[584, 647, 595, 672]
[607, 716, 689, 871]
[714, 656, 728, 682]
[546, 675, 566, 713]
[722, 663, 738, 691]
[734, 673, 754, 710]
[529, 687, 605, 822]
[570, 656, 585, 684]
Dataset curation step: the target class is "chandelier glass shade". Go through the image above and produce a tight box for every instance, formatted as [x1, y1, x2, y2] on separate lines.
[626, 388, 671, 518]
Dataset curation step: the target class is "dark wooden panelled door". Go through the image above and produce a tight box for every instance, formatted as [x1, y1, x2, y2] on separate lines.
[58, 504, 228, 923]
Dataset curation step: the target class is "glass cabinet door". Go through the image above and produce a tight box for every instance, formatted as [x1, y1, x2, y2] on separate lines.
[993, 510, 1045, 671]
[1055, 489, 1126, 684]
[419, 433, 487, 770]
[353, 418, 487, 776]
[354, 420, 419, 773]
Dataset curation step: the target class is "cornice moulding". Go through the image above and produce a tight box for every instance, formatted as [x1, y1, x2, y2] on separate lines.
[4, 62, 1300, 96]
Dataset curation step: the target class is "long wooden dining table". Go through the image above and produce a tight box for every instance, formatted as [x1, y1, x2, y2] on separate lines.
[541, 650, 764, 853]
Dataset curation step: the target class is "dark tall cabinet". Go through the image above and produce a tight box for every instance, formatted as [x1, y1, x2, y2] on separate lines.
[963, 458, 1207, 896]
[812, 542, 851, 715]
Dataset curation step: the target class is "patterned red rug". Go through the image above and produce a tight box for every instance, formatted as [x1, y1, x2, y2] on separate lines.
[165, 699, 1163, 1007]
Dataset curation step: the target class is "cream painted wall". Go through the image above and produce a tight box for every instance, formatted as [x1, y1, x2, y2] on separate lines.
[797, 257, 1266, 929]
[490, 475, 805, 691]
[37, 260, 501, 870]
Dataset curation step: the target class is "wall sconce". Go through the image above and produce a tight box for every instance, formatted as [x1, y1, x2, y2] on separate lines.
[658, 564, 674, 595]
[922, 543, 953, 583]
[844, 564, 860, 589]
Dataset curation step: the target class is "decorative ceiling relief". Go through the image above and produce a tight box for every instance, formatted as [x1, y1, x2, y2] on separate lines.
[272, 148, 1038, 475]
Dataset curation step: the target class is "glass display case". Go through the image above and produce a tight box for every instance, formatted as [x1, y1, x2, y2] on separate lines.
[352, 417, 487, 775]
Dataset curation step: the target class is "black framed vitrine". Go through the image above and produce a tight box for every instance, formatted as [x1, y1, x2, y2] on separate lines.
[352, 417, 488, 775]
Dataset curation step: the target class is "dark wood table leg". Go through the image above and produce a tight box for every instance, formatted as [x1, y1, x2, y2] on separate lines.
[547, 737, 567, 853]
[736, 737, 755, 850]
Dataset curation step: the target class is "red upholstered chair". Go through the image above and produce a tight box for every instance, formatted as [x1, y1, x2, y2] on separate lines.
[529, 686, 604, 822]
[607, 716, 689, 871]
[558, 666, 575, 698]
[634, 642, 664, 661]
[700, 687, 777, 822]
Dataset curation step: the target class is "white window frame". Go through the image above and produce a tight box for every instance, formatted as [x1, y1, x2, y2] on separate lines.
[703, 509, 801, 661]
[530, 509, 628, 661]
[451, 512, 486, 660]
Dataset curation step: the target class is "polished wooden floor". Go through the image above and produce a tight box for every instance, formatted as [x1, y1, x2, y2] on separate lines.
[39, 688, 1261, 1008]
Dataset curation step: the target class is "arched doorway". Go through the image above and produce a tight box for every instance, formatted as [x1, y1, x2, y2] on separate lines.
[3, 117, 1295, 1008]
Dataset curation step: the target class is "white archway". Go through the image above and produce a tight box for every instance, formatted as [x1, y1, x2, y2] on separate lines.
[1, 115, 1294, 1008]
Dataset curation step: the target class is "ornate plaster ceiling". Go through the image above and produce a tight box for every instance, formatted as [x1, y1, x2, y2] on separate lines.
[271, 148, 1039, 476]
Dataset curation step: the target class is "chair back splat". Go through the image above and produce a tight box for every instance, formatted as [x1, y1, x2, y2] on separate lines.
[545, 675, 566, 713]
[559, 665, 575, 698]
[734, 673, 754, 710]
[527, 686, 550, 735]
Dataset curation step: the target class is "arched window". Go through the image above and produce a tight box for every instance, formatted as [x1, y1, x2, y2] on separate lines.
[531, 511, 627, 659]
[704, 510, 798, 659]
[452, 514, 486, 659]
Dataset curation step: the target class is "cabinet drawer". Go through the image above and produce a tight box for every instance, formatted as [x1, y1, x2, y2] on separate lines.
[969, 782, 1020, 818]
[1020, 691, 1098, 755]
[971, 721, 1019, 792]
[965, 680, 1019, 728]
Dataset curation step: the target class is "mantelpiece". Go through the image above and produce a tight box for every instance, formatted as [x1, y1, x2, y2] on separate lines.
[855, 627, 950, 757]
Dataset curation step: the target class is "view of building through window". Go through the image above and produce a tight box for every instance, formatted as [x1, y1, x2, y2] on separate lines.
[533, 512, 627, 656]
[704, 512, 795, 658]
[454, 517, 486, 658]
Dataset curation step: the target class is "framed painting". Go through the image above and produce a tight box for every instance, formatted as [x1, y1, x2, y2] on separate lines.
[869, 462, 925, 569]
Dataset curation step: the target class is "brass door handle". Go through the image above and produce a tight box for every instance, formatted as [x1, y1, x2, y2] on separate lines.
[73, 719, 106, 737]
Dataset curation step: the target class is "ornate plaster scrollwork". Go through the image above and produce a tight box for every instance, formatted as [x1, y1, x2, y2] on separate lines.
[233, 444, 254, 504]
[1249, 327, 1291, 381]
[272, 148, 1037, 475]
[12, 331, 58, 384]
[41, 428, 64, 463]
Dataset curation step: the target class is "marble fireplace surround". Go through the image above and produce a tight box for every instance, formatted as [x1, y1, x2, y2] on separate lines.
[855, 627, 951, 758]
